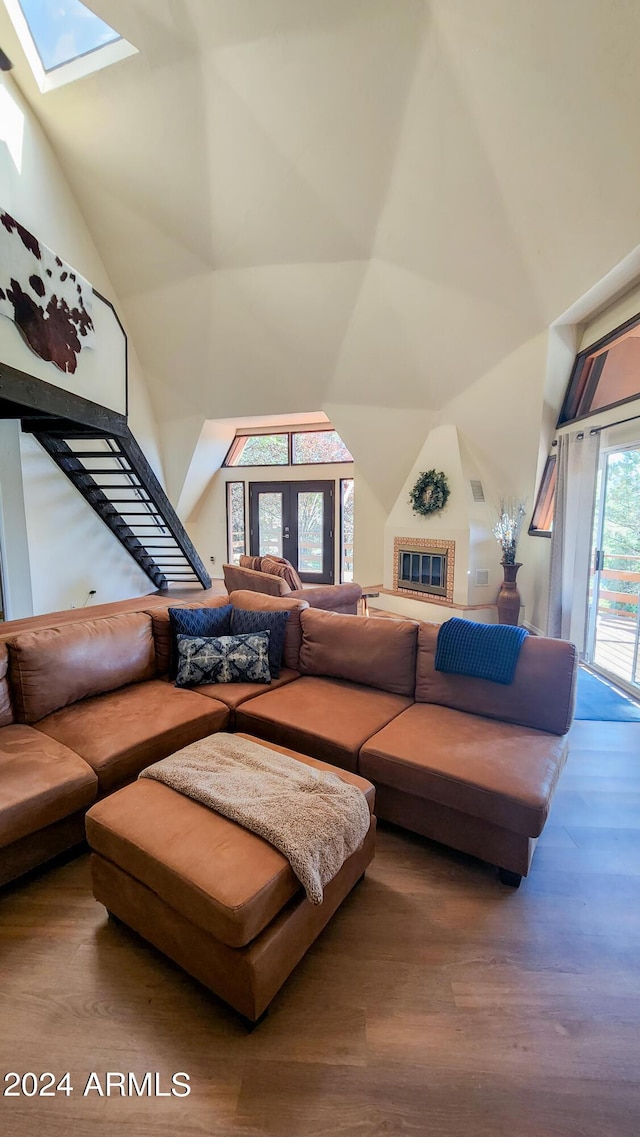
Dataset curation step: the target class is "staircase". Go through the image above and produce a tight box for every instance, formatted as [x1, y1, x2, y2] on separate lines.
[22, 418, 211, 591]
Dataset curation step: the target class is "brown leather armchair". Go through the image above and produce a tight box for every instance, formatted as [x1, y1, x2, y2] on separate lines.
[222, 561, 362, 615]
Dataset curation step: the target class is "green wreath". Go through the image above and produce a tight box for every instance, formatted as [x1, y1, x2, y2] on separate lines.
[408, 469, 450, 517]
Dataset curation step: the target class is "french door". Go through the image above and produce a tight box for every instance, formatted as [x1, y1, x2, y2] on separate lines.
[249, 481, 334, 584]
[586, 442, 640, 694]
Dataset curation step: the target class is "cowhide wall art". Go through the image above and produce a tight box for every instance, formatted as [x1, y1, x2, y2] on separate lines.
[0, 209, 94, 374]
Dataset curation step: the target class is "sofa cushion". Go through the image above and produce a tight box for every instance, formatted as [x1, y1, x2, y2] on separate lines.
[229, 590, 308, 671]
[415, 623, 577, 735]
[175, 633, 271, 688]
[150, 597, 232, 676]
[190, 668, 300, 712]
[298, 608, 419, 697]
[239, 555, 263, 572]
[360, 702, 568, 838]
[0, 724, 97, 848]
[8, 613, 157, 725]
[35, 680, 229, 793]
[236, 675, 412, 772]
[261, 556, 303, 591]
[230, 607, 289, 677]
[0, 644, 13, 727]
[85, 736, 374, 949]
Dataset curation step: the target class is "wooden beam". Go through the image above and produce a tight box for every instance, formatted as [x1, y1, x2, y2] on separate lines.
[0, 360, 127, 435]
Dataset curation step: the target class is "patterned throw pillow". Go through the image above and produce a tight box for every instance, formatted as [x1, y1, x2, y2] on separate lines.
[168, 605, 232, 677]
[261, 556, 304, 591]
[175, 633, 271, 688]
[230, 608, 290, 678]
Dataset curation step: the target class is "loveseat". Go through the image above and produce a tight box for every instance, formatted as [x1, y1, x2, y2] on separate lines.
[223, 555, 362, 614]
[0, 591, 577, 889]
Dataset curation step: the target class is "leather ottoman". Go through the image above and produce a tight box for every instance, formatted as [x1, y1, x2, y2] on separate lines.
[85, 734, 376, 1023]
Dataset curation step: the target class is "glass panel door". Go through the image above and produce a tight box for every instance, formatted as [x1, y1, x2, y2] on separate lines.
[289, 481, 333, 582]
[249, 481, 335, 582]
[586, 443, 640, 693]
[256, 490, 284, 558]
[296, 491, 323, 574]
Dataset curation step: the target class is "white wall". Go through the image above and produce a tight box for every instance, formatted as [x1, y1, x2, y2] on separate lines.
[436, 334, 552, 630]
[351, 472, 386, 586]
[0, 73, 164, 616]
[19, 433, 153, 614]
[383, 423, 500, 607]
[579, 285, 640, 353]
[0, 421, 33, 618]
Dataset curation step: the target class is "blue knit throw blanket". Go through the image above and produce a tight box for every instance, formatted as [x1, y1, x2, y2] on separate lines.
[435, 618, 529, 685]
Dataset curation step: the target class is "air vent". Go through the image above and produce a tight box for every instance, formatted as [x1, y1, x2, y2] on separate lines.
[470, 479, 485, 502]
[475, 569, 489, 587]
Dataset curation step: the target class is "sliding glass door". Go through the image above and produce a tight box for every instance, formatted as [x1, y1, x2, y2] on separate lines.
[586, 443, 640, 693]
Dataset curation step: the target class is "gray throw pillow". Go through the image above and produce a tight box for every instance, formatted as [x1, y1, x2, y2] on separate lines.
[175, 632, 271, 688]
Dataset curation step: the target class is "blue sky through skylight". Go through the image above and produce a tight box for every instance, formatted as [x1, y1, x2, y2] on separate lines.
[18, 0, 120, 72]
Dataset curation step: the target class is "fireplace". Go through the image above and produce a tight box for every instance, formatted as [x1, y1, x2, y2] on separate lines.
[398, 547, 447, 595]
[393, 537, 455, 603]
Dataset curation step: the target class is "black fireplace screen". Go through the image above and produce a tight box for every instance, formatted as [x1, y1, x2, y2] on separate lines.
[398, 549, 447, 596]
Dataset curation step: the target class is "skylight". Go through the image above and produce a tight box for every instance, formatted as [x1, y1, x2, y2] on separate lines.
[4, 0, 137, 91]
[18, 0, 120, 72]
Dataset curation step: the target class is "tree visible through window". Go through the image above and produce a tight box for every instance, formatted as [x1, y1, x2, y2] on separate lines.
[226, 482, 246, 563]
[226, 434, 289, 466]
[292, 430, 353, 464]
[341, 479, 354, 581]
[598, 448, 640, 617]
[225, 428, 353, 467]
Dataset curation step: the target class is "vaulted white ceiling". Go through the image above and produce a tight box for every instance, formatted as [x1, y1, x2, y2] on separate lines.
[2, 0, 640, 503]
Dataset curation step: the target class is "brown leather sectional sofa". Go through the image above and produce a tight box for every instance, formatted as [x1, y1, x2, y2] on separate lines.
[0, 591, 577, 890]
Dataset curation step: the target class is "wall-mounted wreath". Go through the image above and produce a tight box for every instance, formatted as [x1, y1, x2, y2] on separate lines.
[408, 469, 450, 517]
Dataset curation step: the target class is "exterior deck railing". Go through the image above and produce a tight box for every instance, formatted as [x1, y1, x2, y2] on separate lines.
[593, 554, 640, 689]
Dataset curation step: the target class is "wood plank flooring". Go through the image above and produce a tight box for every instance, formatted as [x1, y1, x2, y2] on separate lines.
[1, 719, 639, 1136]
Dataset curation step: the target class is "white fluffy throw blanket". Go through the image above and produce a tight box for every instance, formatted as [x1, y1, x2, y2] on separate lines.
[140, 733, 371, 905]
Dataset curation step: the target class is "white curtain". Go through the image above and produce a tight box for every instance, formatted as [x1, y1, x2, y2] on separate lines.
[547, 430, 600, 652]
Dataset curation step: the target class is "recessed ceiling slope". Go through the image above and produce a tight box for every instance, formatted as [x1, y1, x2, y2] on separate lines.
[4, 0, 640, 458]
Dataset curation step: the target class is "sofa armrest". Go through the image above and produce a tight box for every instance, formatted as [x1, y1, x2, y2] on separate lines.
[222, 564, 290, 597]
[290, 583, 362, 614]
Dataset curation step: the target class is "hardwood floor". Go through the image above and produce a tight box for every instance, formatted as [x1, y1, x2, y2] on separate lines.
[1, 719, 639, 1136]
